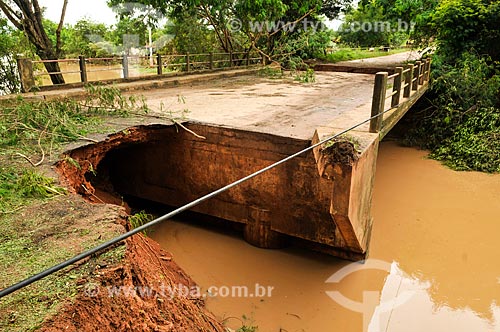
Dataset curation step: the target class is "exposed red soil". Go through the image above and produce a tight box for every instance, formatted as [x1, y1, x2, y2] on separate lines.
[56, 124, 169, 203]
[52, 125, 226, 331]
[39, 234, 225, 332]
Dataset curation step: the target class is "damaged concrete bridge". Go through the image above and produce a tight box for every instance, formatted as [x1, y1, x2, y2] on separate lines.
[56, 54, 431, 261]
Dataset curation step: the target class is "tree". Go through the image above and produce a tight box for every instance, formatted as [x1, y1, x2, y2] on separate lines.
[62, 18, 111, 57]
[166, 15, 218, 54]
[107, 0, 351, 64]
[403, 0, 500, 172]
[110, 16, 148, 53]
[429, 0, 500, 62]
[338, 1, 390, 47]
[0, 17, 20, 93]
[0, 0, 68, 84]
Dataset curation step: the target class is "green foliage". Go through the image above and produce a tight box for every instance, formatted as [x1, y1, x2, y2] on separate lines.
[84, 84, 149, 115]
[167, 14, 219, 54]
[110, 16, 148, 53]
[257, 67, 284, 79]
[338, 1, 389, 47]
[235, 314, 258, 332]
[294, 68, 316, 83]
[430, 124, 500, 172]
[62, 19, 112, 58]
[404, 53, 500, 172]
[0, 85, 149, 152]
[299, 28, 334, 59]
[128, 210, 155, 234]
[429, 0, 500, 62]
[0, 18, 21, 94]
[236, 326, 258, 332]
[399, 1, 500, 173]
[324, 47, 406, 62]
[108, 0, 349, 67]
[17, 170, 66, 198]
[337, 0, 438, 47]
[0, 168, 65, 213]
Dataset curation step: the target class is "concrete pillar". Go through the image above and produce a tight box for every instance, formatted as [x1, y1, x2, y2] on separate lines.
[391, 67, 404, 107]
[122, 56, 129, 79]
[244, 206, 287, 249]
[16, 58, 35, 92]
[369, 72, 388, 133]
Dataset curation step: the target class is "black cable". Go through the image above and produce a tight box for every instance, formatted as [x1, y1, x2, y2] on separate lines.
[0, 106, 396, 298]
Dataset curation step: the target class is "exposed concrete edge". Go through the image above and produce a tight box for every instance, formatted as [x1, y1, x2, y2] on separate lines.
[0, 67, 262, 102]
[314, 64, 396, 75]
[380, 84, 428, 139]
[312, 126, 379, 255]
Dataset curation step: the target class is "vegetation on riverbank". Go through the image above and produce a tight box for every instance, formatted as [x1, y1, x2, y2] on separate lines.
[405, 53, 500, 172]
[0, 86, 147, 331]
[402, 0, 500, 173]
[332, 0, 499, 172]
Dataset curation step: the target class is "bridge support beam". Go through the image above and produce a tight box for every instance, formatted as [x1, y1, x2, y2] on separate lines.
[312, 128, 379, 256]
[244, 206, 288, 249]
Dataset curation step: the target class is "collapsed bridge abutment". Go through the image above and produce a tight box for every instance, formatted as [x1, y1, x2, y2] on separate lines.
[57, 122, 378, 260]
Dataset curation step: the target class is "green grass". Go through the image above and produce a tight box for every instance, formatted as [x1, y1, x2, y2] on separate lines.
[325, 47, 408, 63]
[0, 167, 126, 331]
[0, 85, 149, 331]
[135, 66, 159, 75]
[0, 213, 125, 331]
[0, 84, 149, 157]
[0, 168, 66, 214]
[129, 210, 155, 235]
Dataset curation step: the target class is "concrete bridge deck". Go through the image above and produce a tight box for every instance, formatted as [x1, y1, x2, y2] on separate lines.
[141, 72, 376, 140]
[33, 52, 429, 260]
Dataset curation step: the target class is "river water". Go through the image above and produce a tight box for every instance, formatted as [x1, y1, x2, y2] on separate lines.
[150, 141, 500, 332]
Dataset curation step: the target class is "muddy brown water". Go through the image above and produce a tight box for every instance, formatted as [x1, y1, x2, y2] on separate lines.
[39, 62, 157, 86]
[149, 141, 500, 332]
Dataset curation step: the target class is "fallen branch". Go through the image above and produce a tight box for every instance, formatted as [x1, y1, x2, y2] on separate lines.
[15, 121, 97, 143]
[15, 127, 46, 167]
[130, 111, 207, 140]
[269, 9, 315, 37]
[81, 184, 105, 204]
[173, 120, 206, 139]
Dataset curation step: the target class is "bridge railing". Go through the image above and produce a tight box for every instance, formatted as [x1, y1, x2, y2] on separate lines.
[369, 58, 431, 133]
[17, 51, 264, 92]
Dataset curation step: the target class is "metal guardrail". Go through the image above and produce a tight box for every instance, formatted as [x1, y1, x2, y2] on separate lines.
[18, 51, 264, 91]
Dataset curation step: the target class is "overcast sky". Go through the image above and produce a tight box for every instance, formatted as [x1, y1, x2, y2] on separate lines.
[39, 0, 343, 30]
[39, 0, 117, 25]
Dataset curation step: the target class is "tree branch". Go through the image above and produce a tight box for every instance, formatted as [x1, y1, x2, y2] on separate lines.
[269, 8, 315, 37]
[56, 0, 68, 56]
[0, 2, 23, 30]
[31, 0, 49, 46]
[200, 4, 229, 52]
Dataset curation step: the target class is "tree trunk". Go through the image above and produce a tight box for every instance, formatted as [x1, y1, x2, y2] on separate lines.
[0, 0, 67, 85]
[40, 58, 65, 85]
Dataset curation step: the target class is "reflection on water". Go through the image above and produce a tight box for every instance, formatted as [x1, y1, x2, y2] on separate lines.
[150, 141, 500, 331]
[371, 263, 500, 332]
